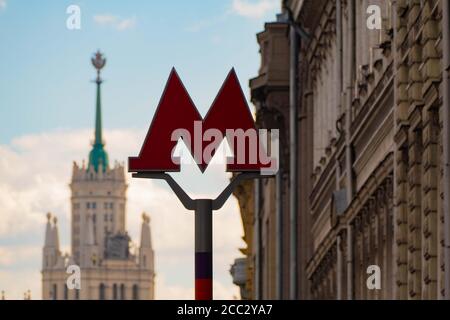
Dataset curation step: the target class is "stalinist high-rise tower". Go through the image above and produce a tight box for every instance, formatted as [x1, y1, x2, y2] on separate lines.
[41, 51, 155, 300]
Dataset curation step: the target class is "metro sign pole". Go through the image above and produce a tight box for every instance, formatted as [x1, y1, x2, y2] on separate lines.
[129, 69, 278, 300]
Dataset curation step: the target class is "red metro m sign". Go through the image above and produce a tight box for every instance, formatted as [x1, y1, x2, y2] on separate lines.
[128, 68, 278, 175]
[128, 69, 278, 300]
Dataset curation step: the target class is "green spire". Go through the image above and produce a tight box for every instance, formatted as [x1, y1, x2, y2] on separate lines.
[95, 80, 103, 146]
[88, 51, 109, 172]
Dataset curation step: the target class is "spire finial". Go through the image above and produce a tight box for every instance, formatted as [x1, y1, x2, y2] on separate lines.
[142, 212, 150, 223]
[91, 50, 106, 84]
[88, 50, 109, 172]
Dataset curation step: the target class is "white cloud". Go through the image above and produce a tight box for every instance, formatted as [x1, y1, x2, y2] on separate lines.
[231, 0, 278, 19]
[155, 276, 240, 300]
[155, 275, 193, 299]
[0, 128, 245, 299]
[185, 13, 228, 33]
[0, 269, 40, 300]
[186, 0, 278, 32]
[93, 14, 136, 31]
[0, 0, 6, 11]
[93, 14, 117, 25]
[0, 246, 40, 267]
[116, 17, 137, 31]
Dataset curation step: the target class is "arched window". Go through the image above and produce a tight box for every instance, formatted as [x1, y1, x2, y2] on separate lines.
[113, 284, 118, 300]
[132, 284, 139, 300]
[99, 283, 106, 300]
[120, 284, 125, 300]
[64, 285, 68, 300]
[52, 284, 57, 300]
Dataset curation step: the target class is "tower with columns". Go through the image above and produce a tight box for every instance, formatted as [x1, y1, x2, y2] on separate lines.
[41, 51, 155, 300]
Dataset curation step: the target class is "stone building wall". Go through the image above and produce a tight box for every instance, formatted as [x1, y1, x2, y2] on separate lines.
[235, 0, 448, 300]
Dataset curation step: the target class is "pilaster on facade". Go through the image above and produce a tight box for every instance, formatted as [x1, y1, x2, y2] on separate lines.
[420, 0, 441, 298]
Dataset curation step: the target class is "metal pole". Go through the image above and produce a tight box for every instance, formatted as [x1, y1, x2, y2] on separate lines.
[391, 0, 401, 300]
[336, 0, 343, 109]
[442, 0, 450, 300]
[254, 179, 262, 299]
[337, 234, 343, 300]
[132, 172, 265, 300]
[336, 0, 343, 301]
[346, 224, 353, 299]
[345, 0, 355, 300]
[289, 24, 299, 300]
[195, 199, 213, 300]
[276, 171, 283, 299]
[345, 0, 355, 204]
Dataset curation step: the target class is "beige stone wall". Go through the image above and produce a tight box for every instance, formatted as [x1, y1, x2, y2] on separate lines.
[42, 264, 154, 300]
[70, 162, 127, 263]
[247, 21, 290, 299]
[43, 162, 154, 300]
[238, 0, 448, 300]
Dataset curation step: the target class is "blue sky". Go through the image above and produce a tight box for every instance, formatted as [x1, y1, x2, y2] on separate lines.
[0, 0, 280, 144]
[0, 0, 280, 299]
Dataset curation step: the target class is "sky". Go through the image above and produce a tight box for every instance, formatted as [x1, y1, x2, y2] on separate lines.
[0, 0, 280, 299]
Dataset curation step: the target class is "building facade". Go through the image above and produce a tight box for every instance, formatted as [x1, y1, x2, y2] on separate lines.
[41, 51, 155, 300]
[234, 0, 450, 299]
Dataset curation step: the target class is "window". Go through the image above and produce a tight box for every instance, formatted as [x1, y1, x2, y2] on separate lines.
[120, 284, 126, 300]
[86, 202, 90, 209]
[92, 202, 96, 209]
[99, 283, 105, 300]
[110, 214, 114, 222]
[92, 214, 96, 223]
[104, 213, 108, 222]
[113, 284, 118, 300]
[104, 202, 108, 210]
[52, 284, 57, 300]
[64, 285, 68, 300]
[110, 203, 114, 209]
[132, 285, 139, 300]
